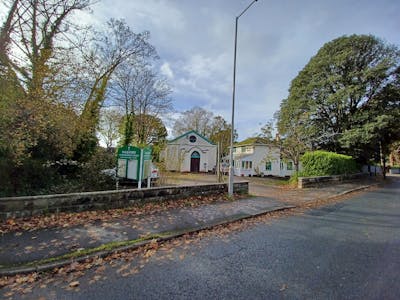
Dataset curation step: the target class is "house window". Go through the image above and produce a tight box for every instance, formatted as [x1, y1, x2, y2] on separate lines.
[242, 161, 252, 169]
[265, 161, 272, 171]
[280, 162, 284, 170]
[241, 146, 246, 153]
[287, 162, 293, 170]
[245, 146, 253, 153]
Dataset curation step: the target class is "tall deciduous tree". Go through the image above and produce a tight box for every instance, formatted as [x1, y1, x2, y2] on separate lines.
[0, 1, 163, 194]
[276, 99, 315, 173]
[98, 108, 123, 150]
[119, 114, 167, 161]
[173, 106, 214, 138]
[257, 120, 275, 142]
[112, 62, 172, 146]
[0, 0, 93, 163]
[209, 116, 234, 157]
[0, 0, 93, 195]
[74, 19, 157, 160]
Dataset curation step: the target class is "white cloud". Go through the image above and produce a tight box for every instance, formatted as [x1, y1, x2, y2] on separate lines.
[95, 0, 186, 33]
[183, 55, 212, 79]
[160, 62, 174, 79]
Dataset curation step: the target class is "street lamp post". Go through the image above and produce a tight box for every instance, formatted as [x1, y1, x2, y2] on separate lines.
[228, 0, 258, 196]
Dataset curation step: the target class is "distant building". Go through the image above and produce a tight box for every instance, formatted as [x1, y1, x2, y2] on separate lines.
[162, 130, 217, 172]
[232, 137, 298, 177]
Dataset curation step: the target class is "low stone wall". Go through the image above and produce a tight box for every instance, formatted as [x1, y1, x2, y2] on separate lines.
[0, 182, 248, 220]
[389, 168, 400, 174]
[298, 173, 366, 189]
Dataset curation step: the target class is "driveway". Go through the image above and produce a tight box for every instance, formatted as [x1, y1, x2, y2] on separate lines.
[160, 172, 288, 196]
[159, 172, 380, 205]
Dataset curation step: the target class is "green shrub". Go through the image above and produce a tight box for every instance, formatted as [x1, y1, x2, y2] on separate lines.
[0, 147, 116, 197]
[287, 172, 300, 187]
[300, 150, 359, 177]
[289, 172, 299, 184]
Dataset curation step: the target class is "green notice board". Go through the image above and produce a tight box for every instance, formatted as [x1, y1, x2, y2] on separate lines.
[117, 146, 152, 180]
[142, 147, 152, 179]
[117, 146, 141, 180]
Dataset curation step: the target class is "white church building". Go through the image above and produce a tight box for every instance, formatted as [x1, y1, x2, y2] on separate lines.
[162, 130, 217, 173]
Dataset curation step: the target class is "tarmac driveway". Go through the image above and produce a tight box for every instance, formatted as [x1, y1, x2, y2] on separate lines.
[161, 172, 287, 197]
[160, 172, 380, 205]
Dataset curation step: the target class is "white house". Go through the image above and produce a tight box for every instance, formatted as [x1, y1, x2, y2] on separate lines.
[232, 138, 298, 177]
[162, 130, 217, 173]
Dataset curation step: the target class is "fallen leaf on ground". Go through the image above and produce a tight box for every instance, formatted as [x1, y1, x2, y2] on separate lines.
[69, 281, 80, 287]
[0, 193, 229, 234]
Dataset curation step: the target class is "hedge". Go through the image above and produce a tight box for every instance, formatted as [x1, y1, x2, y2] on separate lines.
[300, 151, 359, 177]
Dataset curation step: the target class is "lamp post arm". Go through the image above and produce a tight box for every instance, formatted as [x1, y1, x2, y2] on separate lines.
[237, 0, 258, 18]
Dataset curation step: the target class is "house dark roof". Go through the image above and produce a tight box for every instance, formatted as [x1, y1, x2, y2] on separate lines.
[234, 137, 275, 147]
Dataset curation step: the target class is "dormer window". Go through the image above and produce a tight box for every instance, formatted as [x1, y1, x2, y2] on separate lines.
[189, 135, 197, 143]
[245, 146, 253, 153]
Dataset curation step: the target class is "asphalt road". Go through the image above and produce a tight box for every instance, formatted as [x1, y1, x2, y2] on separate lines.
[8, 178, 400, 300]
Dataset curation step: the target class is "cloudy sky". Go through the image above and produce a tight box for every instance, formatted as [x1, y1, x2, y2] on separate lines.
[23, 1, 400, 140]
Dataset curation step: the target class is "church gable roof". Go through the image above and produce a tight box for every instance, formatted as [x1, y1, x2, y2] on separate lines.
[168, 130, 216, 145]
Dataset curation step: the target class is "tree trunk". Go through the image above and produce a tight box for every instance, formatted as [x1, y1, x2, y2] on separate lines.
[124, 113, 134, 146]
[216, 141, 222, 182]
[379, 141, 386, 179]
[0, 0, 19, 65]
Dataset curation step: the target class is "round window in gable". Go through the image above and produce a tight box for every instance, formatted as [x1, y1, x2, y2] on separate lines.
[189, 135, 197, 143]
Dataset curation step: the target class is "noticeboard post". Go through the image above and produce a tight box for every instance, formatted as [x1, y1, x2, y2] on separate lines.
[117, 146, 152, 189]
[138, 147, 152, 189]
